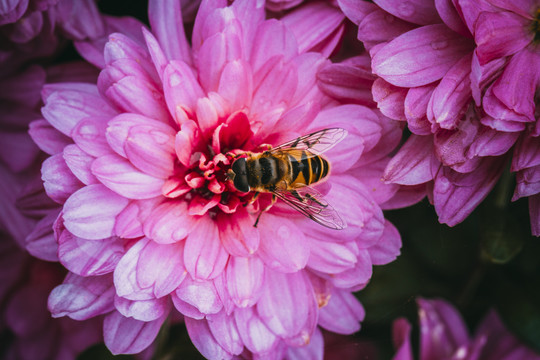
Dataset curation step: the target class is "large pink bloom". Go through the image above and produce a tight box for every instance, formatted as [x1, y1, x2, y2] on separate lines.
[338, 0, 540, 234]
[30, 0, 407, 358]
[393, 298, 540, 360]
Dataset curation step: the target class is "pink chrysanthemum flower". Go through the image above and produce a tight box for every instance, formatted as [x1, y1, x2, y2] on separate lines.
[30, 0, 406, 357]
[338, 0, 540, 234]
[393, 298, 540, 360]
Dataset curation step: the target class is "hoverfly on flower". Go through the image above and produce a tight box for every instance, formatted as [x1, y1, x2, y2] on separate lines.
[229, 128, 347, 230]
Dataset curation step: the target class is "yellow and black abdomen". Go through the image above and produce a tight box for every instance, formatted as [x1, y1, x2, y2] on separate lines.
[286, 150, 330, 188]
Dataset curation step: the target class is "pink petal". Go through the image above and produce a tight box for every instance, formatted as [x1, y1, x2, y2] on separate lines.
[256, 213, 309, 273]
[28, 119, 72, 155]
[217, 207, 260, 257]
[54, 0, 105, 40]
[491, 49, 539, 123]
[372, 24, 474, 87]
[103, 311, 165, 355]
[57, 221, 124, 276]
[63, 184, 129, 240]
[0, 0, 28, 25]
[71, 116, 113, 157]
[308, 239, 358, 274]
[175, 120, 200, 167]
[185, 317, 233, 360]
[257, 270, 313, 338]
[148, 0, 192, 64]
[41, 83, 116, 136]
[417, 298, 469, 359]
[41, 153, 83, 204]
[428, 53, 472, 129]
[286, 327, 324, 360]
[25, 211, 59, 262]
[530, 194, 540, 236]
[336, 0, 378, 25]
[384, 134, 438, 185]
[174, 276, 223, 315]
[392, 318, 414, 360]
[373, 0, 442, 25]
[435, 0, 471, 37]
[482, 87, 530, 131]
[325, 249, 372, 289]
[358, 9, 416, 50]
[349, 160, 400, 205]
[368, 220, 402, 265]
[63, 144, 98, 185]
[249, 19, 298, 76]
[318, 289, 365, 334]
[470, 51, 506, 106]
[404, 84, 437, 135]
[184, 216, 229, 280]
[468, 125, 518, 158]
[512, 135, 540, 172]
[207, 311, 244, 356]
[218, 59, 253, 111]
[142, 27, 168, 82]
[474, 11, 530, 65]
[434, 156, 506, 226]
[48, 273, 115, 320]
[234, 306, 279, 354]
[115, 201, 145, 238]
[137, 240, 187, 298]
[115, 296, 170, 322]
[281, 1, 345, 55]
[124, 123, 176, 178]
[163, 60, 205, 120]
[372, 78, 407, 121]
[143, 200, 200, 244]
[226, 255, 265, 308]
[92, 154, 165, 199]
[380, 184, 427, 210]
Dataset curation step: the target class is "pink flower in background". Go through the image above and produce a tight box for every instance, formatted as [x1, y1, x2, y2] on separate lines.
[30, 0, 408, 357]
[0, 232, 102, 360]
[393, 298, 540, 360]
[338, 0, 540, 234]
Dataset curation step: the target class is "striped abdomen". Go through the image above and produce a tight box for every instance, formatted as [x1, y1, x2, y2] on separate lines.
[286, 150, 330, 187]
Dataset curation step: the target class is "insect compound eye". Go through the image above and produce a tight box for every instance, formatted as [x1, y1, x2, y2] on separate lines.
[231, 158, 250, 193]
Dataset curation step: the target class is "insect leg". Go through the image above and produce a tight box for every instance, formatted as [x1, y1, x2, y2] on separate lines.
[253, 194, 277, 227]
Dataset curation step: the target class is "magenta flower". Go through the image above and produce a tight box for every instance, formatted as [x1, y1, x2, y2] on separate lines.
[393, 298, 540, 360]
[338, 0, 540, 234]
[30, 0, 406, 357]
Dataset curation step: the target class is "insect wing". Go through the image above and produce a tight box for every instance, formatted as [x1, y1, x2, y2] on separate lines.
[273, 186, 346, 230]
[271, 128, 347, 155]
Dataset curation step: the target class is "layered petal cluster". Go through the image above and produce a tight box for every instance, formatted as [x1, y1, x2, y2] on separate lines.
[0, 0, 108, 77]
[393, 298, 540, 360]
[32, 0, 407, 357]
[338, 0, 540, 234]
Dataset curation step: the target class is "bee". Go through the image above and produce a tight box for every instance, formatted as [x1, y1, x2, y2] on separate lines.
[228, 128, 347, 230]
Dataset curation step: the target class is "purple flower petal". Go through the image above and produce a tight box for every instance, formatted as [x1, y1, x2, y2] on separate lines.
[257, 270, 314, 338]
[384, 134, 438, 185]
[434, 156, 506, 226]
[530, 194, 540, 236]
[184, 216, 229, 280]
[0, 0, 29, 25]
[372, 78, 407, 121]
[63, 144, 98, 186]
[103, 311, 165, 355]
[207, 311, 244, 355]
[63, 184, 129, 240]
[49, 273, 115, 320]
[234, 306, 278, 353]
[372, 24, 474, 87]
[256, 213, 309, 273]
[359, 9, 416, 50]
[368, 220, 402, 265]
[148, 0, 192, 64]
[92, 154, 165, 199]
[392, 318, 414, 360]
[72, 116, 114, 158]
[42, 153, 83, 203]
[225, 255, 264, 308]
[325, 249, 372, 289]
[41, 83, 116, 136]
[373, 0, 442, 25]
[25, 211, 59, 262]
[319, 289, 365, 334]
[163, 59, 206, 121]
[115, 201, 144, 238]
[185, 316, 233, 360]
[143, 200, 200, 244]
[475, 11, 530, 65]
[308, 239, 358, 274]
[57, 219, 124, 276]
[217, 207, 260, 257]
[175, 276, 223, 315]
[512, 134, 540, 172]
[115, 296, 170, 322]
[29, 119, 72, 155]
[435, 0, 471, 37]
